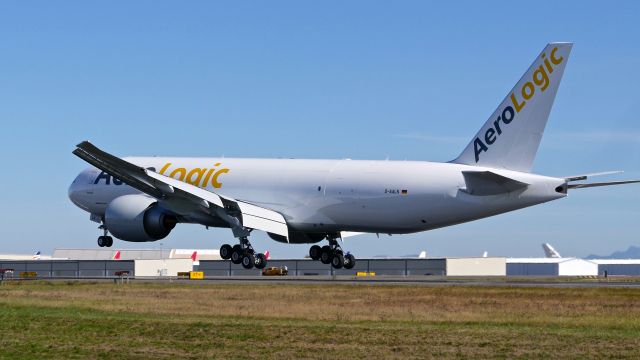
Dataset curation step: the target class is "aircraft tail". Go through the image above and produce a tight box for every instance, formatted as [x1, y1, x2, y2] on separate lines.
[452, 43, 572, 172]
[542, 243, 561, 258]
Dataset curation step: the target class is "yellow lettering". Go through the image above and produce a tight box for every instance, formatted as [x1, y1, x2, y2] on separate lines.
[211, 169, 229, 188]
[521, 82, 535, 100]
[510, 92, 525, 113]
[533, 65, 549, 91]
[542, 54, 554, 73]
[186, 168, 206, 186]
[159, 163, 171, 175]
[202, 169, 214, 188]
[169, 168, 186, 181]
[550, 47, 563, 65]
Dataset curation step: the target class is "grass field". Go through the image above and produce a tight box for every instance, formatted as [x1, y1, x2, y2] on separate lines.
[0, 281, 639, 359]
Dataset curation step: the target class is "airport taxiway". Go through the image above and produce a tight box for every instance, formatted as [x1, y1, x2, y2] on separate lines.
[6, 276, 640, 288]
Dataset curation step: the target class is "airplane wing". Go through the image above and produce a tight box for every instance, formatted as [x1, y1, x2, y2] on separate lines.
[72, 141, 289, 241]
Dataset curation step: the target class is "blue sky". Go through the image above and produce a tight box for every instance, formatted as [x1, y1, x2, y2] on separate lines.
[1, 1, 639, 258]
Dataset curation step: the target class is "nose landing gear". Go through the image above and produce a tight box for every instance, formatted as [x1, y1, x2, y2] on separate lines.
[309, 236, 355, 269]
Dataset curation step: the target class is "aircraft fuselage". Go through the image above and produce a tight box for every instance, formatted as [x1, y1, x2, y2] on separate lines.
[69, 157, 566, 235]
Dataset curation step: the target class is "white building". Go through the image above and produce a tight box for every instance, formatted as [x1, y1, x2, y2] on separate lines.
[445, 257, 506, 276]
[134, 259, 193, 277]
[507, 258, 598, 276]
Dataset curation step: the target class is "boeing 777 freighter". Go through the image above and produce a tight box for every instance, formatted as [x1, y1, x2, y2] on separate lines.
[69, 43, 640, 270]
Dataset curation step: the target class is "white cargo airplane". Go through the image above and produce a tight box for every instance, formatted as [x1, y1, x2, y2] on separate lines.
[69, 43, 640, 271]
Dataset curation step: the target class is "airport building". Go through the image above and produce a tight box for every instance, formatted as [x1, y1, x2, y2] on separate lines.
[195, 257, 505, 277]
[2, 249, 640, 278]
[505, 258, 640, 276]
[592, 259, 640, 276]
[0, 251, 505, 278]
[506, 258, 599, 276]
[51, 248, 221, 261]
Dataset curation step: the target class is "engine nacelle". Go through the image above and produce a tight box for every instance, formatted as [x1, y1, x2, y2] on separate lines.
[268, 231, 327, 244]
[104, 194, 176, 242]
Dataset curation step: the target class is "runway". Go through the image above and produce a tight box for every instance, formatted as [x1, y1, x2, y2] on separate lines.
[162, 276, 640, 288]
[7, 275, 640, 288]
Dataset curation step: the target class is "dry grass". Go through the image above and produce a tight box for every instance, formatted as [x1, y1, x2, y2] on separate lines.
[0, 281, 639, 359]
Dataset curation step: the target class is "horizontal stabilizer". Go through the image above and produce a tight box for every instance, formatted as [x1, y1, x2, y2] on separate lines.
[462, 171, 528, 196]
[568, 180, 640, 189]
[565, 171, 623, 182]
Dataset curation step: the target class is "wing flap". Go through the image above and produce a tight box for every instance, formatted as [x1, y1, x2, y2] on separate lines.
[146, 170, 224, 208]
[234, 201, 288, 238]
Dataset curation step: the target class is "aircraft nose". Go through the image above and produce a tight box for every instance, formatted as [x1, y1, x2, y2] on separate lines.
[68, 173, 87, 206]
[68, 176, 80, 202]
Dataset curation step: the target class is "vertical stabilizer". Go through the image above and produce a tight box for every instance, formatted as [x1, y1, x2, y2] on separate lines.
[452, 43, 572, 172]
[542, 243, 561, 258]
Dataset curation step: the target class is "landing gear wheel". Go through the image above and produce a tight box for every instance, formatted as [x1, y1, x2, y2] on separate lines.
[242, 253, 255, 269]
[104, 236, 113, 247]
[309, 245, 322, 260]
[343, 253, 356, 269]
[220, 244, 232, 260]
[231, 248, 244, 264]
[97, 236, 106, 247]
[255, 253, 267, 269]
[331, 252, 344, 269]
[320, 245, 333, 264]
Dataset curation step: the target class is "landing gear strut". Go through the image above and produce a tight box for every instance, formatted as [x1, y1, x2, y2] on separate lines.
[309, 236, 355, 269]
[215, 206, 268, 270]
[97, 224, 113, 247]
[220, 236, 267, 270]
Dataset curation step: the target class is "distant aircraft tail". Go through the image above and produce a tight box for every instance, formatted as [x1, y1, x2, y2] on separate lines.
[452, 43, 572, 172]
[542, 243, 561, 258]
[112, 250, 121, 260]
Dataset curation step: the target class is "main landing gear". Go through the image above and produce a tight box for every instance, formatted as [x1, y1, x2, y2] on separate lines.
[219, 236, 267, 270]
[97, 224, 113, 247]
[309, 236, 355, 269]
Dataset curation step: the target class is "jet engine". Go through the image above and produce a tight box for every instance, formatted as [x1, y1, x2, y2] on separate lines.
[104, 194, 176, 242]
